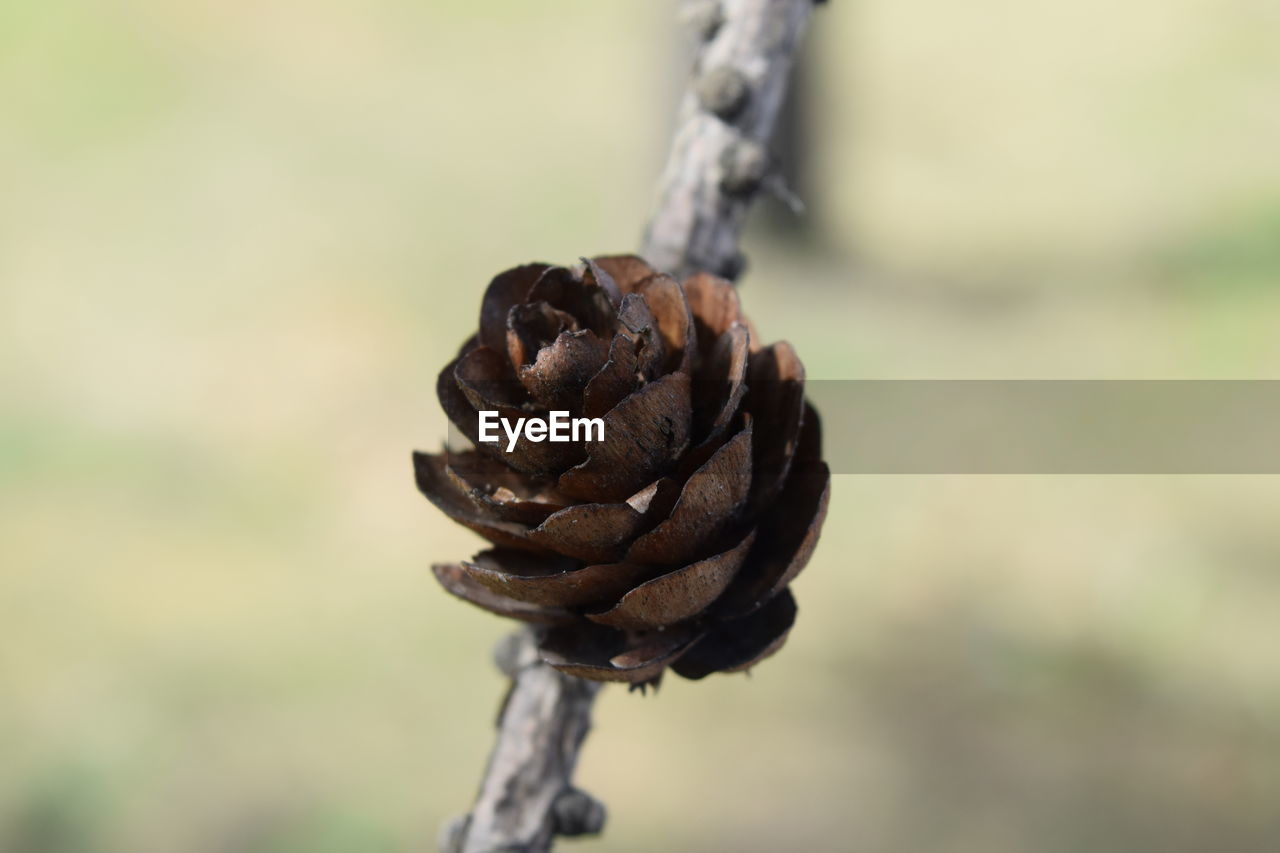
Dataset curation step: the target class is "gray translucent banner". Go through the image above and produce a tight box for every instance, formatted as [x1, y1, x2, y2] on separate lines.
[807, 380, 1280, 473]
[441, 380, 1280, 474]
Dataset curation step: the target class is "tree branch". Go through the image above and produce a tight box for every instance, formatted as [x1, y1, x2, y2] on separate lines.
[642, 0, 816, 281]
[443, 2, 816, 850]
[443, 629, 603, 853]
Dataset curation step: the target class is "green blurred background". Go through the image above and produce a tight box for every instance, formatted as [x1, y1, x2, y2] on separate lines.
[3, 1, 1280, 850]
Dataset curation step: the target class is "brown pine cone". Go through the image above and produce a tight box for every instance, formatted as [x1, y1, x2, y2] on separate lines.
[414, 255, 829, 685]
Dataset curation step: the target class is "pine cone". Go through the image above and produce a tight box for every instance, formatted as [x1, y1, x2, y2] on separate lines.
[414, 255, 829, 685]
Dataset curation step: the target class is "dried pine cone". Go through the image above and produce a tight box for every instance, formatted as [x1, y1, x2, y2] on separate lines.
[414, 255, 829, 685]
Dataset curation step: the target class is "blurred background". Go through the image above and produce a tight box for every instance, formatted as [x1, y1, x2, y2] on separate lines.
[3, 0, 1280, 850]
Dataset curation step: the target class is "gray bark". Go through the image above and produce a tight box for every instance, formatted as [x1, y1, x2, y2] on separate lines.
[442, 629, 603, 853]
[443, 2, 816, 850]
[641, 0, 816, 280]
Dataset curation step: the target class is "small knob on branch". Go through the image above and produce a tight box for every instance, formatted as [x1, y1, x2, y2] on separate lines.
[552, 787, 607, 838]
[697, 65, 751, 121]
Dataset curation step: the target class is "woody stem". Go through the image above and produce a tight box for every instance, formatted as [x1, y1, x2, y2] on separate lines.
[444, 2, 816, 850]
[642, 0, 816, 281]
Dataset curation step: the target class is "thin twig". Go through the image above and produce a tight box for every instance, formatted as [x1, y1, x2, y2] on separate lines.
[642, 0, 817, 281]
[443, 629, 603, 853]
[444, 2, 816, 850]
